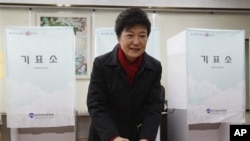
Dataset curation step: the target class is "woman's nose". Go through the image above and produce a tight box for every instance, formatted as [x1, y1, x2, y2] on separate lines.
[132, 36, 140, 45]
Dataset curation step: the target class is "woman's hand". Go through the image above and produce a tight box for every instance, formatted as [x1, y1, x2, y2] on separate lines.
[139, 139, 149, 141]
[113, 136, 129, 141]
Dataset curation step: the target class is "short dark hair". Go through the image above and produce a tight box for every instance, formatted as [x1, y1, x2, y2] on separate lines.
[115, 8, 151, 37]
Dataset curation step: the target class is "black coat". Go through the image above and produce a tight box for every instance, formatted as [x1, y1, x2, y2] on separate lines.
[87, 45, 163, 141]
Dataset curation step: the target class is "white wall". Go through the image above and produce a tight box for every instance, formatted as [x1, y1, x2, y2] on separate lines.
[1, 7, 250, 114]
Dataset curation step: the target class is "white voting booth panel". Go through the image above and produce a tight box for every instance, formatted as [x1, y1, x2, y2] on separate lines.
[167, 28, 245, 141]
[4, 27, 76, 141]
[10, 127, 75, 141]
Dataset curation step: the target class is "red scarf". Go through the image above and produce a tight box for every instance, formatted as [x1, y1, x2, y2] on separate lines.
[118, 46, 142, 84]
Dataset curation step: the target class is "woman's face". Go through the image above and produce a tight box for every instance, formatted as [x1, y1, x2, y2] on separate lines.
[118, 25, 148, 63]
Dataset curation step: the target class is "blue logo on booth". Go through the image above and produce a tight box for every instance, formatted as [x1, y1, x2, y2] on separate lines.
[206, 108, 211, 113]
[29, 113, 35, 118]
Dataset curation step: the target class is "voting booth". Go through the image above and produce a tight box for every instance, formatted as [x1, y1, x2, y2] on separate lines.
[167, 28, 246, 141]
[4, 27, 76, 141]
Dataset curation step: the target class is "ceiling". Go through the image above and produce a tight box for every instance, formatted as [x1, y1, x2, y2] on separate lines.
[0, 0, 250, 9]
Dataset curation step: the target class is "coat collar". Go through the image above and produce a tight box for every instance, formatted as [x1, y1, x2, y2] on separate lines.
[103, 44, 157, 71]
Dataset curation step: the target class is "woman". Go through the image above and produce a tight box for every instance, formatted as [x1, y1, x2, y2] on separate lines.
[87, 7, 163, 141]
